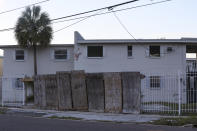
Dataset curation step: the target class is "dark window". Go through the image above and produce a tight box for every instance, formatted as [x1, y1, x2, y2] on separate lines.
[149, 46, 160, 57]
[150, 76, 160, 88]
[15, 78, 23, 89]
[54, 50, 67, 60]
[15, 50, 24, 60]
[87, 46, 103, 57]
[128, 45, 132, 57]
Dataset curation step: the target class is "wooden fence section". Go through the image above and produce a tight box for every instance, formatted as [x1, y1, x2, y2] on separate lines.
[56, 72, 72, 110]
[45, 75, 58, 109]
[34, 71, 141, 113]
[104, 73, 122, 113]
[122, 72, 141, 114]
[71, 71, 88, 110]
[86, 73, 104, 112]
[0, 79, 2, 105]
[34, 75, 46, 108]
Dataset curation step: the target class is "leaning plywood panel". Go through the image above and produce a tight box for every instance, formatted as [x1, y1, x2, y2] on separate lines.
[104, 72, 122, 113]
[56, 72, 72, 110]
[86, 73, 104, 112]
[34, 75, 46, 108]
[45, 75, 58, 110]
[121, 72, 141, 114]
[71, 71, 88, 110]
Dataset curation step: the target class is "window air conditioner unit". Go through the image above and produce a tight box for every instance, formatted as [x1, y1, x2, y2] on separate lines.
[167, 47, 173, 52]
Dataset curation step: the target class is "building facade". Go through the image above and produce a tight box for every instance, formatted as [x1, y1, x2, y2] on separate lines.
[1, 32, 197, 106]
[74, 32, 189, 74]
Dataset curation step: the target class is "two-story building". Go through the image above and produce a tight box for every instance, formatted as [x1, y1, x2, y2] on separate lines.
[1, 31, 197, 106]
[74, 32, 189, 74]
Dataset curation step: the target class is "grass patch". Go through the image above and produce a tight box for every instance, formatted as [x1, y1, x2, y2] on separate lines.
[0, 108, 7, 114]
[96, 120, 115, 123]
[149, 116, 197, 127]
[96, 120, 126, 124]
[142, 102, 197, 110]
[142, 102, 197, 115]
[48, 116, 83, 120]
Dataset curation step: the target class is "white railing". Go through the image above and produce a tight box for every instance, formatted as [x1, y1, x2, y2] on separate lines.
[1, 77, 25, 107]
[141, 72, 197, 115]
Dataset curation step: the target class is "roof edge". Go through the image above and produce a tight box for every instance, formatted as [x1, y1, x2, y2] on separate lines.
[77, 39, 197, 44]
[0, 44, 74, 48]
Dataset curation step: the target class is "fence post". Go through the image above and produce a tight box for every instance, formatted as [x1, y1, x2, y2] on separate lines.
[22, 78, 25, 106]
[178, 71, 181, 116]
[1, 78, 3, 107]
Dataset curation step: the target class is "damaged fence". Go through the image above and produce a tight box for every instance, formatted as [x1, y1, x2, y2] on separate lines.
[34, 71, 141, 114]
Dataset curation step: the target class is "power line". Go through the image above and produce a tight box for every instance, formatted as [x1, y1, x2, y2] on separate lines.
[0, 0, 172, 32]
[50, 0, 172, 25]
[52, 0, 141, 33]
[0, 0, 139, 32]
[51, 0, 139, 21]
[0, 27, 15, 32]
[52, 0, 172, 24]
[53, 16, 91, 33]
[53, 10, 104, 33]
[0, 0, 50, 15]
[113, 12, 136, 40]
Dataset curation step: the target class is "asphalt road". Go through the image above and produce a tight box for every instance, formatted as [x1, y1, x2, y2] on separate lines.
[0, 114, 195, 131]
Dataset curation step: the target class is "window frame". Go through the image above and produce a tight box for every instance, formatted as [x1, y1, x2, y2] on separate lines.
[149, 45, 161, 58]
[150, 76, 161, 89]
[87, 45, 103, 58]
[54, 49, 68, 61]
[15, 49, 25, 61]
[127, 45, 133, 58]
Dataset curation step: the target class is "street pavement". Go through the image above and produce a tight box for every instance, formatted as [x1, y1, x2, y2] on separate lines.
[7, 108, 179, 123]
[0, 114, 196, 131]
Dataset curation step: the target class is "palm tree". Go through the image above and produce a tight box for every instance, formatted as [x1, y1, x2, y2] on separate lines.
[15, 6, 53, 75]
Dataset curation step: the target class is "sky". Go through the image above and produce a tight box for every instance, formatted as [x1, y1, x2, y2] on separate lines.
[0, 0, 196, 45]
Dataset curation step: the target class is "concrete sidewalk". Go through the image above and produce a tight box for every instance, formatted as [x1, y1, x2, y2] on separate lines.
[3, 108, 179, 123]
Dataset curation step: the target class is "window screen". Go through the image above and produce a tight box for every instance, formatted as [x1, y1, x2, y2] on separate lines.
[149, 46, 160, 57]
[54, 50, 67, 60]
[87, 46, 103, 57]
[15, 50, 24, 60]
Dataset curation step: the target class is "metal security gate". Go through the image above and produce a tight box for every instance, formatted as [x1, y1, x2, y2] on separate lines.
[186, 73, 197, 103]
[141, 73, 180, 114]
[141, 72, 197, 115]
[1, 77, 25, 107]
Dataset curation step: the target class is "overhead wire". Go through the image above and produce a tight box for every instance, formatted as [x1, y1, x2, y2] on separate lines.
[51, 0, 139, 21]
[52, 0, 172, 33]
[53, 16, 91, 33]
[0, 0, 172, 32]
[113, 12, 137, 40]
[52, 0, 172, 24]
[53, 10, 104, 33]
[0, 0, 50, 15]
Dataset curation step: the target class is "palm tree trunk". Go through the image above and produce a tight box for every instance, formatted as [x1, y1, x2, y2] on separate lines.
[33, 45, 37, 76]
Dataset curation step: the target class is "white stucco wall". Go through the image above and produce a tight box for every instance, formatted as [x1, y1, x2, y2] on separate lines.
[2, 46, 74, 77]
[74, 43, 186, 74]
[2, 43, 187, 76]
[3, 48, 34, 77]
[36, 47, 74, 75]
